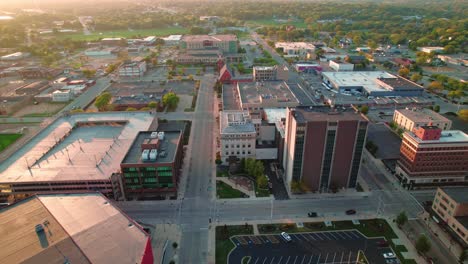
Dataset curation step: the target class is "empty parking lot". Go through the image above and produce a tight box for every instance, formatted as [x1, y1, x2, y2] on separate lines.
[228, 230, 396, 264]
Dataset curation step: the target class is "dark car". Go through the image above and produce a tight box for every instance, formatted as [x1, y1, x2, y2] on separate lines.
[377, 240, 389, 247]
[346, 209, 356, 215]
[308, 212, 318, 217]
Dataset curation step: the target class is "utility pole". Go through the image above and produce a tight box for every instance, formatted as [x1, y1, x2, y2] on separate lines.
[270, 198, 274, 220]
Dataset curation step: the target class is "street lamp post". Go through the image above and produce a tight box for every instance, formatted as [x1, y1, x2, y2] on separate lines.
[270, 198, 274, 220]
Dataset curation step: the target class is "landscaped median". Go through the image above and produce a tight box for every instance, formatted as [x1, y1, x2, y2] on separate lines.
[216, 224, 253, 264]
[0, 133, 22, 152]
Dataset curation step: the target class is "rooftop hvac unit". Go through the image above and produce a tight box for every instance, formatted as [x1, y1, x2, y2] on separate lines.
[141, 149, 150, 161]
[149, 149, 158, 161]
[150, 132, 158, 138]
[157, 132, 165, 140]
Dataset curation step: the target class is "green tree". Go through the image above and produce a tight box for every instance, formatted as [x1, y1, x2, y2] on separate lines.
[398, 68, 410, 78]
[359, 105, 369, 115]
[162, 92, 180, 109]
[94, 92, 112, 111]
[459, 250, 467, 264]
[257, 175, 268, 189]
[459, 109, 468, 121]
[411, 73, 422, 82]
[433, 105, 440, 113]
[428, 81, 444, 92]
[126, 107, 137, 111]
[147, 101, 158, 109]
[415, 235, 431, 254]
[82, 69, 96, 79]
[396, 211, 408, 228]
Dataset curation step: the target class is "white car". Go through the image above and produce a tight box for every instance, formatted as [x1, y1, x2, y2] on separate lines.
[383, 252, 396, 259]
[281, 232, 292, 242]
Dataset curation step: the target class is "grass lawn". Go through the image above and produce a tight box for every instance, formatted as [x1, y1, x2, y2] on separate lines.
[255, 186, 270, 197]
[21, 113, 54, 117]
[0, 133, 22, 152]
[217, 181, 248, 199]
[258, 219, 416, 264]
[216, 225, 253, 264]
[57, 27, 189, 41]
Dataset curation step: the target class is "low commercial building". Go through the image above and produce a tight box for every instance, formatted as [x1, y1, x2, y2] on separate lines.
[253, 65, 289, 81]
[393, 108, 452, 131]
[101, 37, 126, 46]
[119, 58, 147, 78]
[19, 67, 62, 79]
[120, 130, 183, 199]
[419, 47, 444, 54]
[0, 193, 153, 264]
[432, 187, 468, 247]
[84, 47, 119, 56]
[220, 111, 257, 164]
[52, 89, 71, 102]
[322, 71, 424, 97]
[396, 126, 468, 189]
[0, 52, 30, 61]
[275, 42, 315, 58]
[15, 81, 49, 95]
[283, 106, 368, 193]
[295, 63, 322, 73]
[161, 35, 182, 46]
[437, 54, 468, 66]
[329, 60, 354, 71]
[236, 81, 300, 110]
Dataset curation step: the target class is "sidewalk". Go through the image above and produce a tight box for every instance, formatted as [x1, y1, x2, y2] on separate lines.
[387, 218, 426, 264]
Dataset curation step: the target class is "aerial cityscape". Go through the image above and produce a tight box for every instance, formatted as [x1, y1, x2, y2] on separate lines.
[0, 0, 466, 263]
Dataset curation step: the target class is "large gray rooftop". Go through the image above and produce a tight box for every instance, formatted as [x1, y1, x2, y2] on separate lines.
[220, 111, 256, 134]
[237, 81, 300, 108]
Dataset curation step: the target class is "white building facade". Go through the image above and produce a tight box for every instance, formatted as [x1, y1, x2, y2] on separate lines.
[220, 111, 257, 164]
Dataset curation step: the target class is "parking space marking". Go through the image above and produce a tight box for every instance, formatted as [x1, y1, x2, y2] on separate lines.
[321, 232, 331, 240]
[335, 232, 347, 239]
[267, 235, 279, 244]
[342, 232, 354, 239]
[323, 253, 329, 263]
[278, 256, 283, 264]
[237, 236, 248, 245]
[312, 233, 323, 240]
[300, 234, 310, 241]
[328, 232, 339, 240]
[347, 251, 352, 263]
[332, 252, 337, 263]
[253, 257, 259, 264]
[307, 255, 313, 264]
[307, 233, 316, 240]
[285, 256, 291, 264]
[262, 257, 268, 264]
[340, 251, 345, 263]
[292, 234, 303, 241]
[351, 231, 363, 238]
[293, 256, 298, 264]
[300, 255, 306, 264]
[315, 254, 321, 264]
[270, 257, 275, 264]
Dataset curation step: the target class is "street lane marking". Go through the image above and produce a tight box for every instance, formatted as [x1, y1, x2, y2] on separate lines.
[300, 255, 306, 264]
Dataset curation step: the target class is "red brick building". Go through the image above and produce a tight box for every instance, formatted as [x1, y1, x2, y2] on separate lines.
[396, 126, 468, 189]
[282, 107, 368, 193]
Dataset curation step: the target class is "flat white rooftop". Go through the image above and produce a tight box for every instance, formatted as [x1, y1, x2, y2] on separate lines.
[322, 71, 396, 92]
[0, 112, 154, 183]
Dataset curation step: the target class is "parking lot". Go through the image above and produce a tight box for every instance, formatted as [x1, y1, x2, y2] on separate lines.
[228, 230, 397, 264]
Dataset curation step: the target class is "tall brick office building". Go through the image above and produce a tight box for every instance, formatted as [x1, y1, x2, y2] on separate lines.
[283, 107, 368, 192]
[396, 126, 468, 189]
